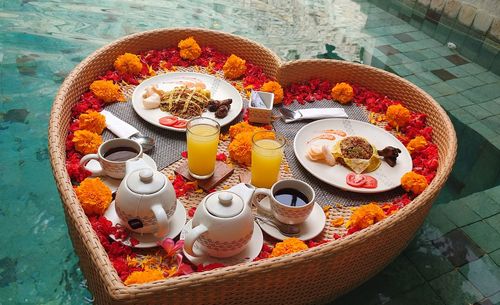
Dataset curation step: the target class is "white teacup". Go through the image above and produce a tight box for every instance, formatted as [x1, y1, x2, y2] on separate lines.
[80, 138, 143, 179]
[253, 179, 315, 225]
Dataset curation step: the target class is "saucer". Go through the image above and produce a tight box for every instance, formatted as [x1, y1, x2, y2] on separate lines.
[87, 154, 157, 192]
[180, 220, 263, 266]
[255, 197, 326, 241]
[103, 199, 187, 248]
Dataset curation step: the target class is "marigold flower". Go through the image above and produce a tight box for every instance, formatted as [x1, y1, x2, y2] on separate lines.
[332, 217, 344, 227]
[401, 171, 428, 194]
[406, 136, 427, 154]
[223, 54, 246, 79]
[228, 131, 254, 166]
[72, 130, 102, 155]
[124, 268, 165, 285]
[346, 203, 386, 230]
[228, 121, 263, 139]
[89, 80, 125, 103]
[386, 104, 411, 128]
[114, 53, 143, 75]
[78, 110, 106, 134]
[178, 36, 202, 60]
[270, 238, 308, 257]
[260, 81, 284, 104]
[75, 177, 112, 215]
[331, 82, 354, 104]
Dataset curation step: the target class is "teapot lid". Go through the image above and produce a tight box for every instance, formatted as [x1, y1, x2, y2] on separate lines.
[205, 191, 243, 218]
[127, 168, 165, 195]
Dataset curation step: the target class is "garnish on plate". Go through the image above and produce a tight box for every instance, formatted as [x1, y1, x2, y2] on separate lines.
[346, 173, 377, 189]
[377, 146, 401, 167]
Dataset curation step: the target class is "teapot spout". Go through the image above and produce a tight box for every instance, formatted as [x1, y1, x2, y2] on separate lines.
[229, 183, 255, 206]
[125, 158, 150, 175]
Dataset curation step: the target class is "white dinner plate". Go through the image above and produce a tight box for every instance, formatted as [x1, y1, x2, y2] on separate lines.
[131, 72, 243, 132]
[293, 118, 412, 193]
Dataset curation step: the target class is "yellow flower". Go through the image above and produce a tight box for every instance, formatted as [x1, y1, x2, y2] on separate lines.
[260, 81, 284, 105]
[223, 54, 246, 79]
[78, 110, 106, 134]
[270, 238, 308, 257]
[406, 136, 427, 154]
[385, 104, 411, 128]
[401, 171, 428, 194]
[178, 36, 202, 61]
[114, 53, 142, 75]
[90, 80, 125, 103]
[124, 268, 165, 285]
[331, 82, 354, 104]
[75, 178, 112, 215]
[72, 130, 102, 155]
[332, 217, 344, 227]
[346, 203, 386, 230]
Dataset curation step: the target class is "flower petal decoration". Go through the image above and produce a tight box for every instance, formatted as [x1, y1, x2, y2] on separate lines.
[223, 54, 246, 79]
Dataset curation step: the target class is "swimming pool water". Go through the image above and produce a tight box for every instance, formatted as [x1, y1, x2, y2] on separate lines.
[1, 0, 499, 304]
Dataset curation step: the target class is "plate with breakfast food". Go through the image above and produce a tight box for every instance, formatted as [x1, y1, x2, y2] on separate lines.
[131, 72, 243, 131]
[293, 118, 412, 193]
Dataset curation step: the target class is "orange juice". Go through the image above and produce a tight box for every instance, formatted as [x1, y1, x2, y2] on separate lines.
[251, 137, 284, 188]
[187, 122, 220, 179]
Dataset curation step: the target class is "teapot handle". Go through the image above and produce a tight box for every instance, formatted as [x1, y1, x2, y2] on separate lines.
[151, 204, 169, 238]
[184, 224, 208, 257]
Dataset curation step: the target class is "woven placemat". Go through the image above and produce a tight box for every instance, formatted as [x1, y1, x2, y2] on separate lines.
[272, 100, 405, 207]
[102, 67, 245, 170]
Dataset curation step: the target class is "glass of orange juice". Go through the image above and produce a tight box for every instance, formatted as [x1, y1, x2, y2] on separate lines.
[251, 131, 286, 188]
[186, 117, 220, 179]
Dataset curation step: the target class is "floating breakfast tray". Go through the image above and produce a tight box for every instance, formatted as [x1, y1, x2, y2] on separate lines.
[48, 28, 457, 305]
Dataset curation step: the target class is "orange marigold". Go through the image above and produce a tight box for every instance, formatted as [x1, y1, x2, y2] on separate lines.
[385, 104, 411, 128]
[228, 121, 263, 139]
[78, 110, 106, 134]
[269, 238, 308, 257]
[178, 36, 202, 61]
[332, 217, 344, 227]
[260, 81, 284, 104]
[223, 54, 246, 80]
[114, 53, 143, 75]
[72, 130, 102, 155]
[90, 80, 125, 103]
[346, 203, 386, 230]
[401, 171, 428, 194]
[124, 268, 165, 285]
[331, 82, 354, 104]
[406, 136, 427, 154]
[75, 177, 112, 215]
[228, 131, 254, 166]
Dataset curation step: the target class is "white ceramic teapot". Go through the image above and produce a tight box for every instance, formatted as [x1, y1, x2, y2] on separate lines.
[184, 183, 255, 258]
[115, 158, 177, 238]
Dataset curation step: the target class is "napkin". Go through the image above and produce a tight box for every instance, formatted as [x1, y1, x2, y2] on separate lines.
[101, 110, 140, 139]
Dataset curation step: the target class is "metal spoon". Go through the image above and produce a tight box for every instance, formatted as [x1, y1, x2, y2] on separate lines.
[255, 215, 300, 236]
[129, 132, 155, 153]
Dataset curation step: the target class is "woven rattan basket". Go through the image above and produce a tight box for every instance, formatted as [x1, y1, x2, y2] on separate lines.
[48, 28, 457, 305]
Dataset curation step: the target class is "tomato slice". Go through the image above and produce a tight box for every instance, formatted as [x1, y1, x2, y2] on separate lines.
[159, 116, 178, 126]
[363, 175, 378, 188]
[172, 119, 188, 129]
[346, 173, 366, 187]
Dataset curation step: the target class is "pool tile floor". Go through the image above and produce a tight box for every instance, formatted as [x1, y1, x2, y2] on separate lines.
[0, 0, 499, 304]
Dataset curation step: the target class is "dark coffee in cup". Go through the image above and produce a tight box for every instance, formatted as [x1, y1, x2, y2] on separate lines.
[274, 188, 309, 207]
[103, 147, 139, 162]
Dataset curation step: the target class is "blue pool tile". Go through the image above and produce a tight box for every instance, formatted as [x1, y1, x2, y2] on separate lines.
[486, 214, 500, 234]
[450, 109, 478, 125]
[463, 221, 500, 254]
[460, 256, 500, 297]
[480, 100, 500, 116]
[465, 192, 500, 219]
[442, 199, 482, 227]
[429, 270, 484, 305]
[464, 105, 494, 120]
[405, 241, 454, 280]
[385, 283, 445, 305]
[462, 83, 500, 103]
[432, 229, 484, 267]
[430, 82, 457, 96]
